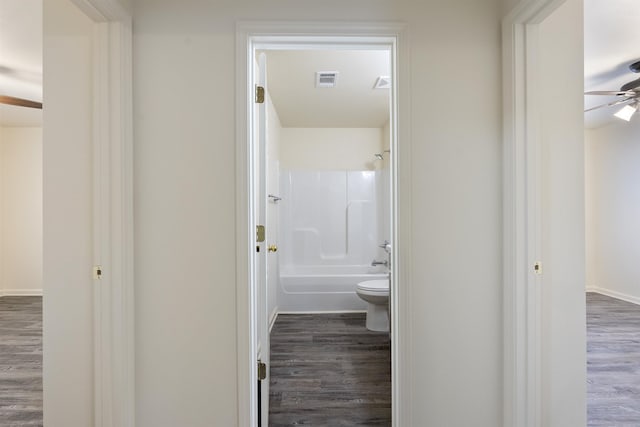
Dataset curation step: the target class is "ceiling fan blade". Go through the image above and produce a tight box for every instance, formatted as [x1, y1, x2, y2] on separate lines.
[0, 95, 42, 109]
[621, 77, 640, 92]
[584, 90, 636, 96]
[584, 96, 634, 113]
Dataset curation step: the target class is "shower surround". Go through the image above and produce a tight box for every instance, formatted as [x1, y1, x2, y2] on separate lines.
[278, 170, 388, 312]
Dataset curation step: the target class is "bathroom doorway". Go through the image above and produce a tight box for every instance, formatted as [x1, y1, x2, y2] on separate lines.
[237, 24, 405, 427]
[260, 47, 392, 425]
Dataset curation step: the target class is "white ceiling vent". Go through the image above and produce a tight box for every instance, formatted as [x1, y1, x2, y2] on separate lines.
[316, 71, 339, 88]
[374, 76, 391, 89]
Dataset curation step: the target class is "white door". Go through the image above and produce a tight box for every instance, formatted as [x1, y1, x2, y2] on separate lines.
[254, 52, 270, 427]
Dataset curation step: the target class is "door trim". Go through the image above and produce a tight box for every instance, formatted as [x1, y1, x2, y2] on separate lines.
[502, 1, 568, 426]
[235, 21, 411, 427]
[69, 1, 134, 425]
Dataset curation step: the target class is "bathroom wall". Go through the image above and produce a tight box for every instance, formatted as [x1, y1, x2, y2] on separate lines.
[586, 119, 640, 303]
[280, 127, 383, 170]
[276, 125, 387, 312]
[0, 127, 43, 296]
[277, 114, 386, 270]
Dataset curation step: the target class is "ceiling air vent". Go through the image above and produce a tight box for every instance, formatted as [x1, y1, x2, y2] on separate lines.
[374, 76, 391, 89]
[316, 71, 339, 88]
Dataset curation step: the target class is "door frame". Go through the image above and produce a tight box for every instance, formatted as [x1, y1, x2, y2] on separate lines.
[235, 21, 411, 427]
[502, 1, 571, 425]
[57, 1, 134, 425]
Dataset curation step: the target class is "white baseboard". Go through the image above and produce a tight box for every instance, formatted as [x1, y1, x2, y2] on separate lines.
[277, 309, 367, 315]
[588, 286, 640, 306]
[268, 307, 279, 334]
[267, 308, 368, 334]
[0, 289, 43, 297]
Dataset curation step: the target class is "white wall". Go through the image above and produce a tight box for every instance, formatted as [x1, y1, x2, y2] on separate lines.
[0, 130, 2, 296]
[538, 0, 587, 425]
[0, 127, 42, 296]
[280, 128, 383, 171]
[503, 0, 520, 14]
[133, 0, 502, 425]
[586, 120, 640, 302]
[585, 127, 597, 292]
[43, 0, 95, 424]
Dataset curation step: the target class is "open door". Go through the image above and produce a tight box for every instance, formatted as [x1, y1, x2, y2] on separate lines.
[239, 28, 405, 426]
[254, 52, 270, 427]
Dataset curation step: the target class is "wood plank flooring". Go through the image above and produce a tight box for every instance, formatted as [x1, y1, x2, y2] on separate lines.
[269, 313, 391, 426]
[588, 292, 640, 426]
[0, 297, 42, 427]
[3, 293, 639, 426]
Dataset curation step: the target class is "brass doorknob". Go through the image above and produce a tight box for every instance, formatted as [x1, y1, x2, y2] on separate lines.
[268, 244, 278, 253]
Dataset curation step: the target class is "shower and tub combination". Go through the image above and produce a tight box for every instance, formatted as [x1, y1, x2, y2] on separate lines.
[276, 152, 391, 331]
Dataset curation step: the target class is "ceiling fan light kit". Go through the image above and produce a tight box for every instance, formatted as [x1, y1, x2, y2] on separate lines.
[614, 103, 637, 121]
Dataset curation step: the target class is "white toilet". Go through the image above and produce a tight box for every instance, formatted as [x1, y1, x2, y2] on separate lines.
[356, 279, 389, 332]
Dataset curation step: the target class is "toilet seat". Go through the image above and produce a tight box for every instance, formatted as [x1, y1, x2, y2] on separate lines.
[356, 279, 389, 295]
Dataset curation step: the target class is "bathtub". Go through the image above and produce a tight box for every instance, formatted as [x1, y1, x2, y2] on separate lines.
[277, 265, 389, 313]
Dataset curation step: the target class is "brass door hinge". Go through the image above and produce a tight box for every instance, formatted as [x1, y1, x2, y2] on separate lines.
[255, 85, 265, 104]
[256, 225, 265, 243]
[257, 360, 267, 381]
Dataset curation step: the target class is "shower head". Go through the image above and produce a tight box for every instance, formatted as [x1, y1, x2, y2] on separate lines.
[374, 150, 391, 160]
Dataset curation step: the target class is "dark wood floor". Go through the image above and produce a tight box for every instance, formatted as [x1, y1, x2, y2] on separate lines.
[0, 296, 42, 427]
[269, 313, 391, 426]
[588, 292, 640, 426]
[2, 293, 639, 426]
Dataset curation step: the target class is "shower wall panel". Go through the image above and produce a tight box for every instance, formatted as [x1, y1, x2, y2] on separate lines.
[277, 169, 385, 312]
[279, 170, 379, 269]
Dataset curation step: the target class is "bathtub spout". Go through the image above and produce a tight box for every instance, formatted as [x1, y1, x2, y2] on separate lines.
[371, 259, 389, 267]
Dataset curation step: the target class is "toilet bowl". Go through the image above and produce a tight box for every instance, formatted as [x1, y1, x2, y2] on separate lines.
[356, 279, 389, 332]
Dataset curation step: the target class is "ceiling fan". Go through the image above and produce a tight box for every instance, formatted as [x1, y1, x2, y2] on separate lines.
[585, 60, 640, 121]
[0, 66, 42, 109]
[0, 95, 42, 109]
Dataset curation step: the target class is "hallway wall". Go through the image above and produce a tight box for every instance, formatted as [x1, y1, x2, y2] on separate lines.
[538, 0, 587, 424]
[133, 0, 503, 425]
[43, 0, 95, 424]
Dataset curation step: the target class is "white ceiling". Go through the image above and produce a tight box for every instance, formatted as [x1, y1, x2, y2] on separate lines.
[0, 1, 632, 129]
[0, 0, 42, 127]
[263, 50, 390, 128]
[584, 0, 640, 129]
[265, 6, 634, 131]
